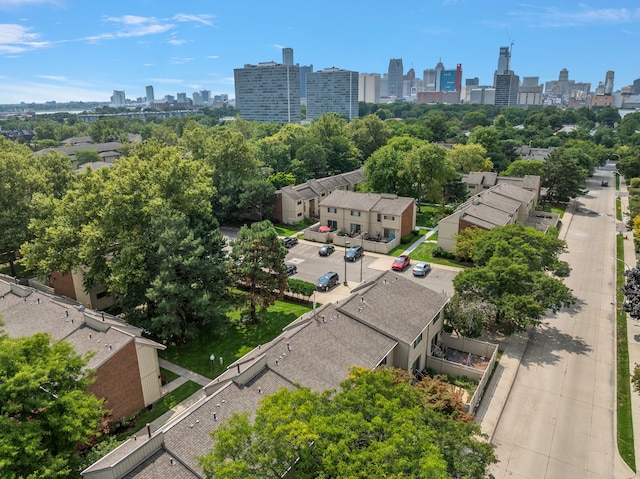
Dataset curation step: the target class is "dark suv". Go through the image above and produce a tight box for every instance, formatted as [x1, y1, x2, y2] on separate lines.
[316, 271, 339, 291]
[283, 237, 298, 248]
[344, 245, 364, 262]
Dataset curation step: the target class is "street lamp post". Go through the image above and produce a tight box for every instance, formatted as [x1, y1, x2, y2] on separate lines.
[344, 240, 350, 286]
[611, 256, 631, 271]
[210, 354, 215, 375]
[360, 232, 367, 282]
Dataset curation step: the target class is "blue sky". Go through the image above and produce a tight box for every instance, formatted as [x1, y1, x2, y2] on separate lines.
[1, 0, 639, 104]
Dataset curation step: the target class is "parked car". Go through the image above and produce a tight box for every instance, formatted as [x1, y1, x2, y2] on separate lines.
[412, 262, 431, 277]
[392, 254, 411, 271]
[601, 180, 608, 187]
[344, 245, 364, 262]
[319, 244, 335, 256]
[283, 237, 298, 248]
[316, 271, 339, 291]
[286, 263, 297, 275]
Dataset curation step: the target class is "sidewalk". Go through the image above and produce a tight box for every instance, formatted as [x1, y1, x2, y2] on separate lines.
[618, 178, 640, 474]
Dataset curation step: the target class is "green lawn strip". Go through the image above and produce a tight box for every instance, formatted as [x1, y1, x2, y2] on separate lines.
[159, 299, 312, 378]
[617, 197, 623, 221]
[537, 202, 567, 218]
[116, 381, 202, 441]
[408, 242, 465, 268]
[616, 234, 636, 471]
[160, 367, 179, 383]
[416, 204, 452, 228]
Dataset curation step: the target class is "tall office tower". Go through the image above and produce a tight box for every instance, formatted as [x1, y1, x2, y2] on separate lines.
[177, 92, 188, 103]
[604, 70, 614, 95]
[145, 85, 155, 106]
[234, 62, 301, 123]
[434, 61, 444, 91]
[559, 68, 569, 82]
[387, 58, 403, 97]
[496, 46, 511, 76]
[192, 91, 203, 106]
[110, 90, 126, 107]
[633, 78, 640, 95]
[282, 47, 294, 66]
[359, 73, 381, 103]
[518, 77, 543, 106]
[300, 64, 314, 99]
[380, 75, 389, 97]
[494, 73, 519, 106]
[461, 77, 479, 103]
[404, 68, 415, 82]
[423, 68, 437, 91]
[306, 67, 358, 121]
[200, 90, 211, 105]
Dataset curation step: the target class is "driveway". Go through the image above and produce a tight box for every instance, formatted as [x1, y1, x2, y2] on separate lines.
[489, 164, 633, 478]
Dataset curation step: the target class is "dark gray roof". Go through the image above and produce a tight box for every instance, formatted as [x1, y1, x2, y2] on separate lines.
[337, 271, 448, 345]
[0, 279, 162, 370]
[122, 450, 197, 479]
[319, 190, 414, 215]
[264, 304, 397, 392]
[496, 175, 541, 192]
[460, 203, 513, 229]
[463, 172, 497, 186]
[279, 167, 364, 201]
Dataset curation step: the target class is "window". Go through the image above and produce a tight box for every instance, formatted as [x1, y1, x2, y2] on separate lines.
[413, 332, 423, 349]
[383, 215, 395, 221]
[350, 210, 361, 217]
[297, 200, 302, 205]
[327, 219, 338, 230]
[350, 223, 361, 233]
[377, 213, 381, 222]
[327, 207, 337, 214]
[96, 291, 109, 299]
[297, 212, 302, 217]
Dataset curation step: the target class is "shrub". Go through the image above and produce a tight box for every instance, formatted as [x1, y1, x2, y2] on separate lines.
[630, 178, 640, 189]
[432, 246, 444, 257]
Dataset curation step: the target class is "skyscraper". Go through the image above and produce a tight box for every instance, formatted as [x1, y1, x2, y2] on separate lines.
[493, 46, 518, 106]
[282, 47, 294, 66]
[110, 90, 126, 107]
[604, 70, 614, 95]
[359, 73, 381, 104]
[300, 64, 314, 99]
[234, 62, 301, 123]
[306, 68, 358, 121]
[145, 85, 154, 106]
[387, 58, 403, 98]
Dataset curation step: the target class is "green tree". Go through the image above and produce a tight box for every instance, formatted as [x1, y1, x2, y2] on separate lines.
[199, 367, 495, 479]
[453, 226, 488, 262]
[145, 209, 228, 343]
[501, 159, 545, 178]
[542, 148, 588, 202]
[446, 143, 493, 174]
[21, 141, 225, 340]
[230, 221, 288, 324]
[404, 142, 454, 203]
[346, 114, 392, 160]
[453, 224, 575, 331]
[75, 149, 101, 167]
[445, 294, 495, 338]
[363, 137, 423, 195]
[0, 331, 105, 478]
[468, 126, 508, 171]
[0, 139, 73, 276]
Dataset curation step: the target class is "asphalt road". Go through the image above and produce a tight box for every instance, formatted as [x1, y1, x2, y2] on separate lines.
[489, 164, 632, 479]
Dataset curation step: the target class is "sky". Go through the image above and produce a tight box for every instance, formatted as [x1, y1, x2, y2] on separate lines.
[1, 0, 640, 105]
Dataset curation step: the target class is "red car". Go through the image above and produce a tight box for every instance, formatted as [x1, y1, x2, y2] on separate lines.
[392, 254, 411, 271]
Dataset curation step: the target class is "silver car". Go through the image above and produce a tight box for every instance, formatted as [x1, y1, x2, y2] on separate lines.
[412, 262, 431, 277]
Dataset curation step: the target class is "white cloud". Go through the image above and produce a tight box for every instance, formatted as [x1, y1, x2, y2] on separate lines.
[168, 38, 186, 45]
[207, 55, 219, 59]
[170, 57, 193, 65]
[173, 13, 215, 27]
[509, 5, 640, 28]
[35, 74, 66, 81]
[0, 23, 50, 54]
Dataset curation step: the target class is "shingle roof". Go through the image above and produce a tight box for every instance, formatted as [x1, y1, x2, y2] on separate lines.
[0, 279, 162, 370]
[337, 271, 448, 345]
[319, 190, 414, 215]
[278, 167, 364, 201]
[122, 450, 198, 479]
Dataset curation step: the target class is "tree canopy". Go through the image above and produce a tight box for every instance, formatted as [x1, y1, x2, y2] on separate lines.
[453, 224, 575, 330]
[0, 331, 105, 478]
[198, 367, 495, 479]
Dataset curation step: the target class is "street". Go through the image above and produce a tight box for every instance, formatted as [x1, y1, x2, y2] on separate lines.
[489, 164, 632, 478]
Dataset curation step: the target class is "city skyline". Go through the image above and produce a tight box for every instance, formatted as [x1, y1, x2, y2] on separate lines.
[1, 0, 640, 104]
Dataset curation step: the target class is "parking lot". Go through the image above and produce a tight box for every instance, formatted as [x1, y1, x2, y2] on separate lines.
[285, 240, 460, 301]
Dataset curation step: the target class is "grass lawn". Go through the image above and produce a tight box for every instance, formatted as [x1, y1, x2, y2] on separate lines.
[274, 222, 309, 238]
[160, 299, 312, 378]
[417, 204, 451, 228]
[115, 381, 202, 441]
[537, 202, 568, 218]
[406, 242, 464, 268]
[616, 234, 636, 471]
[160, 367, 179, 384]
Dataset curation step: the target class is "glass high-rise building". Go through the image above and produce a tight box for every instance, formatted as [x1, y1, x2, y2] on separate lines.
[234, 62, 301, 123]
[306, 68, 358, 121]
[387, 58, 403, 98]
